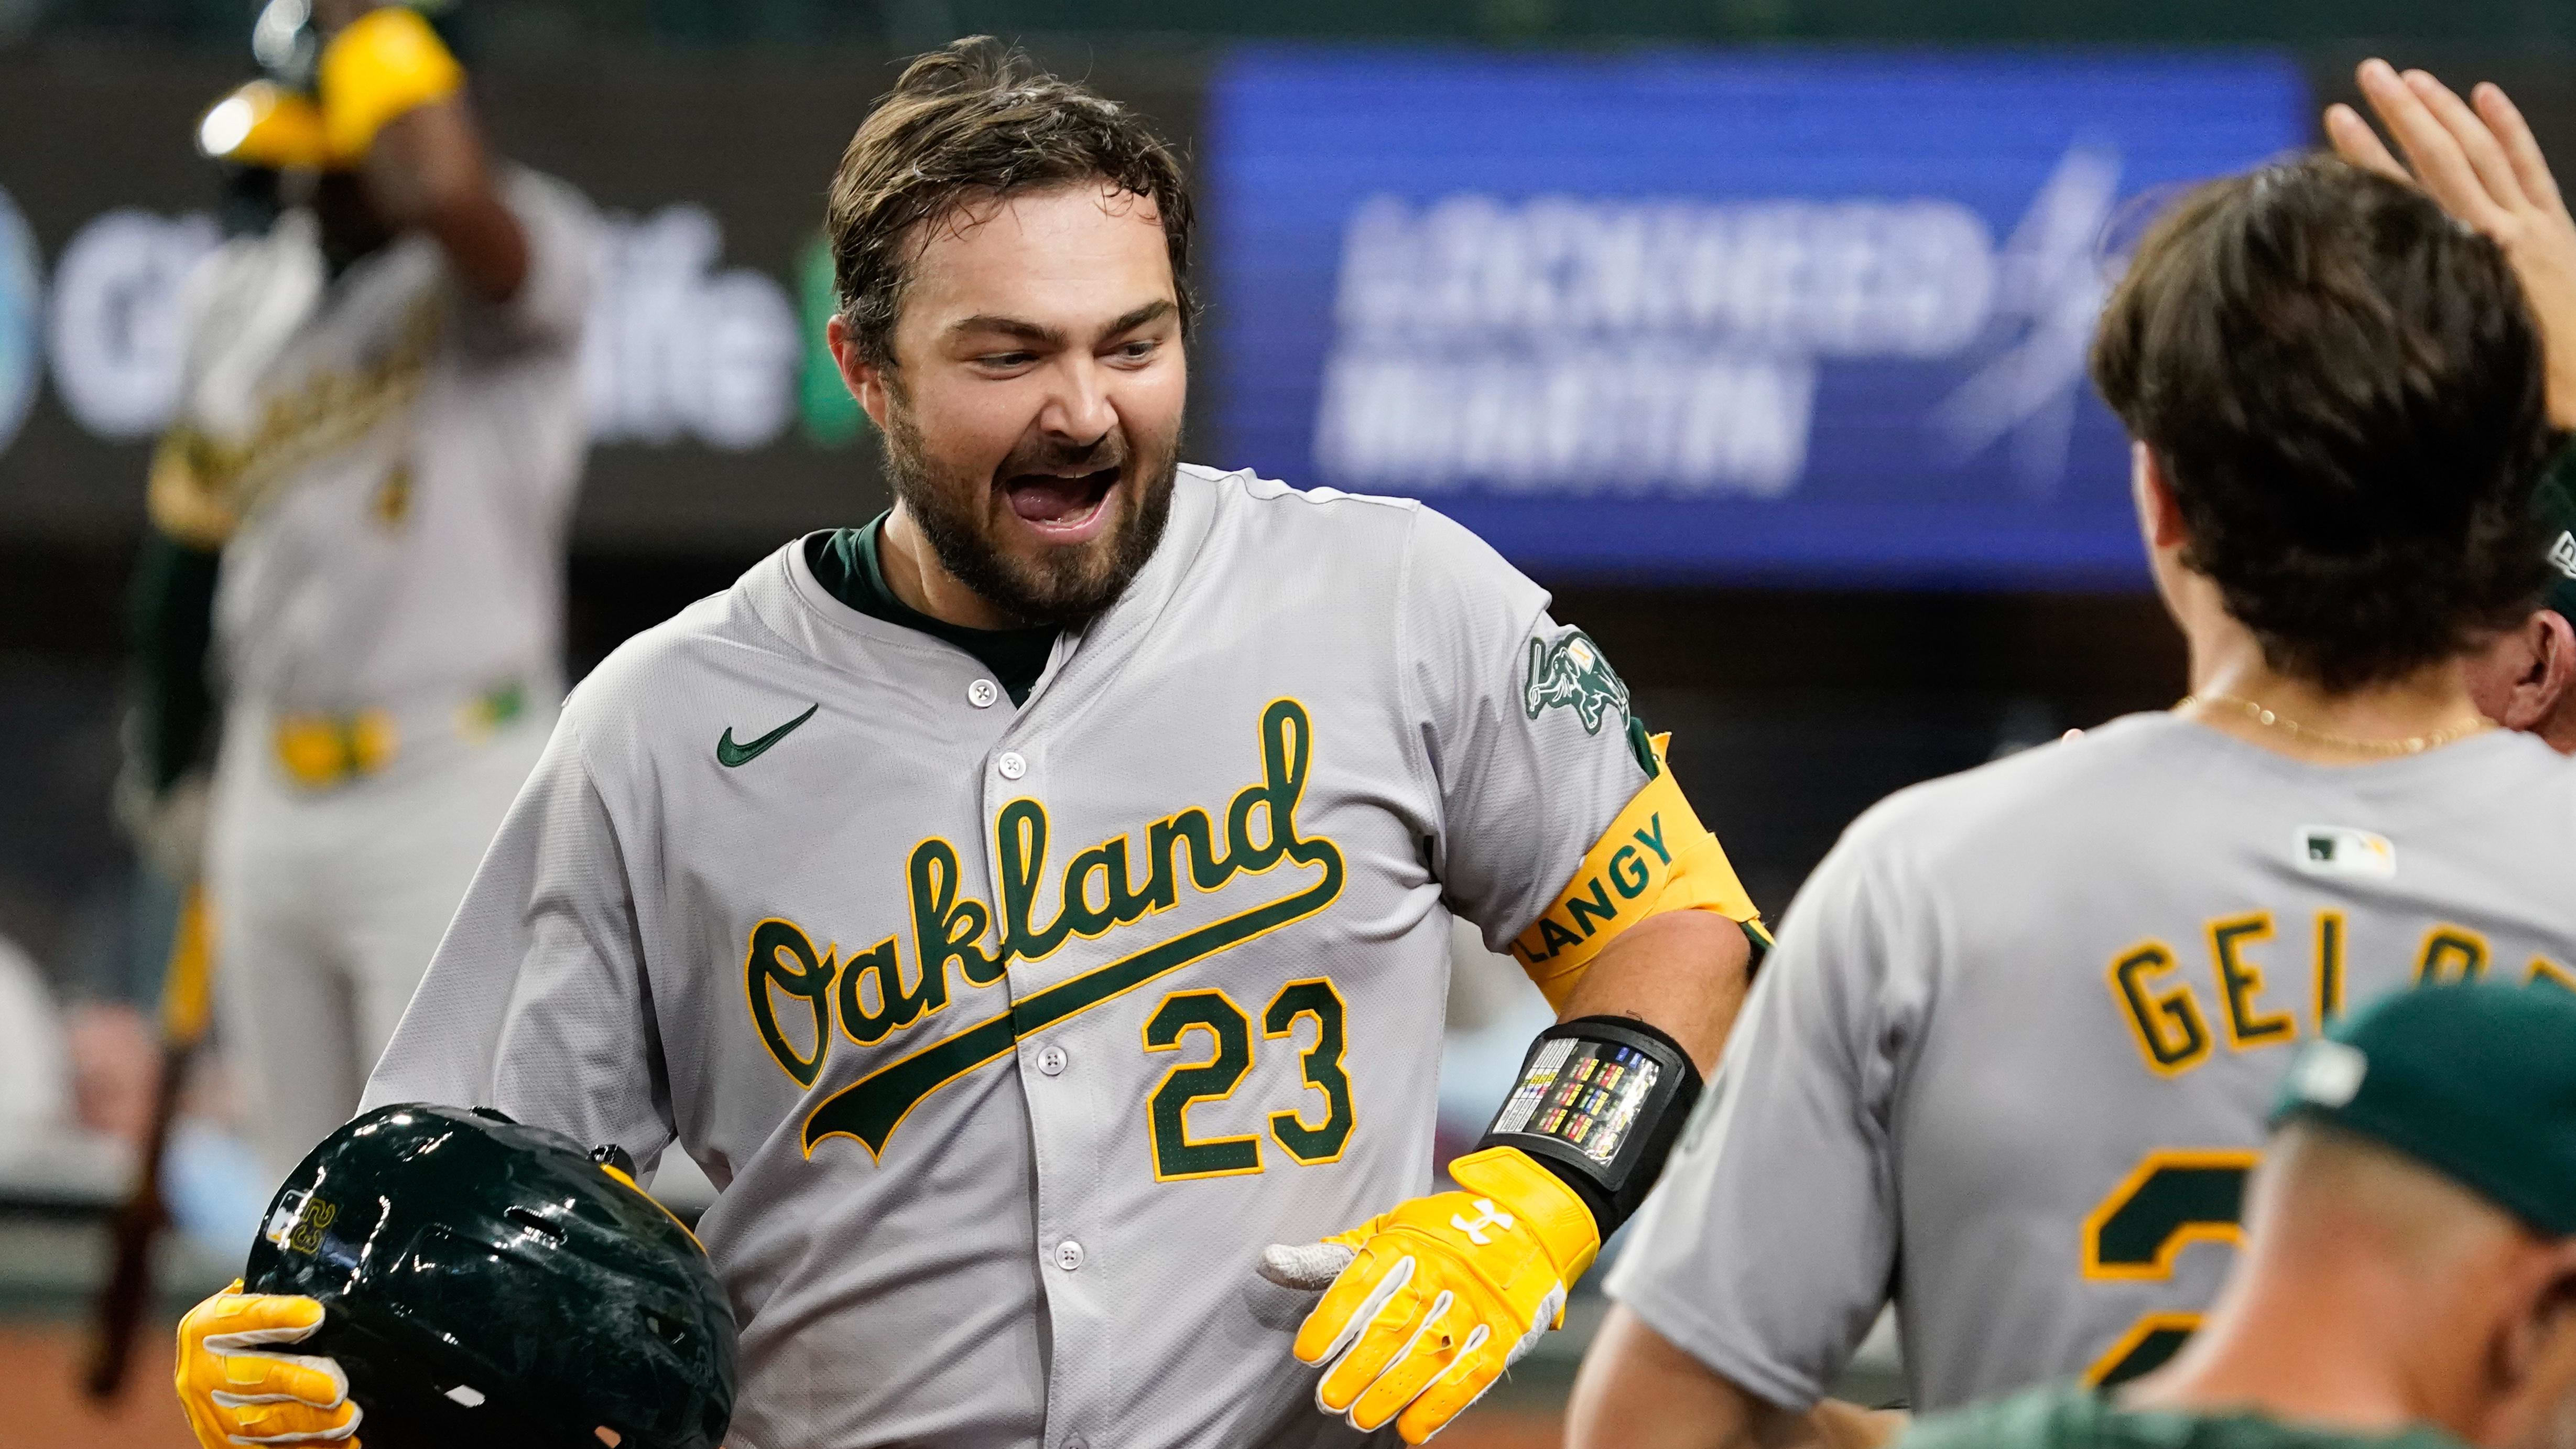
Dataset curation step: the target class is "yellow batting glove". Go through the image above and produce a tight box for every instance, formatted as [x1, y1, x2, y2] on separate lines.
[1261, 1147, 1601, 1444]
[175, 1281, 363, 1448]
[317, 5, 463, 165]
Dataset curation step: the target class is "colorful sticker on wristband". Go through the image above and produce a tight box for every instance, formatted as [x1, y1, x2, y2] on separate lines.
[1490, 1036, 1662, 1165]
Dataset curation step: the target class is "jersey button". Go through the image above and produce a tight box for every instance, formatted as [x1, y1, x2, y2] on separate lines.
[1036, 1044, 1068, 1076]
[967, 679, 999, 709]
[1054, 1239, 1085, 1272]
[997, 751, 1027, 781]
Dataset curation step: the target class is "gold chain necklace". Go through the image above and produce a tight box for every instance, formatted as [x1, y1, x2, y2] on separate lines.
[2178, 693, 2492, 756]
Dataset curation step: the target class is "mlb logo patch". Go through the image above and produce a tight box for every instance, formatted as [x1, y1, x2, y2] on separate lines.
[2297, 825, 2395, 879]
[260, 1189, 313, 1248]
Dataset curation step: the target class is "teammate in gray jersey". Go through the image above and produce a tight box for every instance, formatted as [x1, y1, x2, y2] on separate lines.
[1567, 96, 2576, 1449]
[126, 0, 594, 1185]
[1908, 982, 2576, 1449]
[172, 38, 1769, 1449]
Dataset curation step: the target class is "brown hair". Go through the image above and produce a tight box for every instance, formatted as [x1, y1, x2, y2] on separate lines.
[825, 37, 1195, 370]
[2091, 154, 2560, 691]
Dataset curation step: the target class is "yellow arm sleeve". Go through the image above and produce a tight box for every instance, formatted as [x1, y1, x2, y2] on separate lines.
[1507, 733, 1766, 1011]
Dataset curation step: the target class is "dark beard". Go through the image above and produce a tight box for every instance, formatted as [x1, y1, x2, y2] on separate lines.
[880, 401, 1179, 628]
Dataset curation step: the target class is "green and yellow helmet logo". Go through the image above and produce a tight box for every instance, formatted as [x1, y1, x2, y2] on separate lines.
[1524, 628, 1631, 735]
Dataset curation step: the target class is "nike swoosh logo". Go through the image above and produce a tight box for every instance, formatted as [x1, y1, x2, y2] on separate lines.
[716, 703, 820, 767]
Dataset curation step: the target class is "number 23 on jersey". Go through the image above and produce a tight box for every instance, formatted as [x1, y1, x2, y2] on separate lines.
[1142, 981, 1356, 1181]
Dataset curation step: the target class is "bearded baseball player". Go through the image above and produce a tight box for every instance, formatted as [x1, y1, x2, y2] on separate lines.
[129, 0, 593, 1188]
[1567, 93, 2576, 1449]
[171, 37, 1767, 1449]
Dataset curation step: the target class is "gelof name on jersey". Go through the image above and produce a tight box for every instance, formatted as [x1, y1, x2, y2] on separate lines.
[2110, 910, 2574, 1077]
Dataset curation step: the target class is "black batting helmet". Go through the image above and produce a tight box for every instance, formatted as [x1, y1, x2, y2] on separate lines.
[244, 1104, 737, 1449]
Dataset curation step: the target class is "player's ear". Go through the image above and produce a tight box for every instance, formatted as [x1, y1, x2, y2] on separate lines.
[2492, 1238, 2576, 1448]
[2529, 611, 2576, 727]
[2482, 611, 2575, 735]
[825, 314, 895, 434]
[2483, 1227, 2576, 1433]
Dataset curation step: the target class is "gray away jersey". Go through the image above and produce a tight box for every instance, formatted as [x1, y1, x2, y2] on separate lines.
[364, 467, 1677, 1449]
[1608, 715, 2576, 1413]
[166, 167, 594, 714]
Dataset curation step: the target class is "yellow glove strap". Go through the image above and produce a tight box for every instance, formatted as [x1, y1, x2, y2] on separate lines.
[196, 81, 330, 170]
[318, 6, 463, 165]
[1447, 1144, 1602, 1290]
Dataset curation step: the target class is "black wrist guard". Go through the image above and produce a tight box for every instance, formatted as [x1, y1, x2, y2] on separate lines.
[1473, 1014, 1702, 1238]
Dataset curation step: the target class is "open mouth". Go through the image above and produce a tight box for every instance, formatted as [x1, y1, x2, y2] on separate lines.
[1002, 466, 1121, 537]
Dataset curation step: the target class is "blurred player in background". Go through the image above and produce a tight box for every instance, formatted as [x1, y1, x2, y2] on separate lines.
[1568, 90, 2576, 1449]
[1906, 982, 2576, 1449]
[123, 0, 594, 1186]
[2319, 65, 2576, 757]
[71, 51, 318, 1181]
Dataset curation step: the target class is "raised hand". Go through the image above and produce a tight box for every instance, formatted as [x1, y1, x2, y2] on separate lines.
[2328, 60, 2576, 427]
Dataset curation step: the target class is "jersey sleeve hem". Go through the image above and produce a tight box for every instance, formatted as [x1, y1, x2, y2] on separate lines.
[1608, 1274, 1832, 1414]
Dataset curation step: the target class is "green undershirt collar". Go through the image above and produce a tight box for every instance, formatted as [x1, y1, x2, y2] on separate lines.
[805, 516, 1058, 706]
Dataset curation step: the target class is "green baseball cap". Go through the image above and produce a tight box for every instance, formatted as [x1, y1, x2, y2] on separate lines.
[2273, 980, 2576, 1236]
[2537, 447, 2576, 625]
